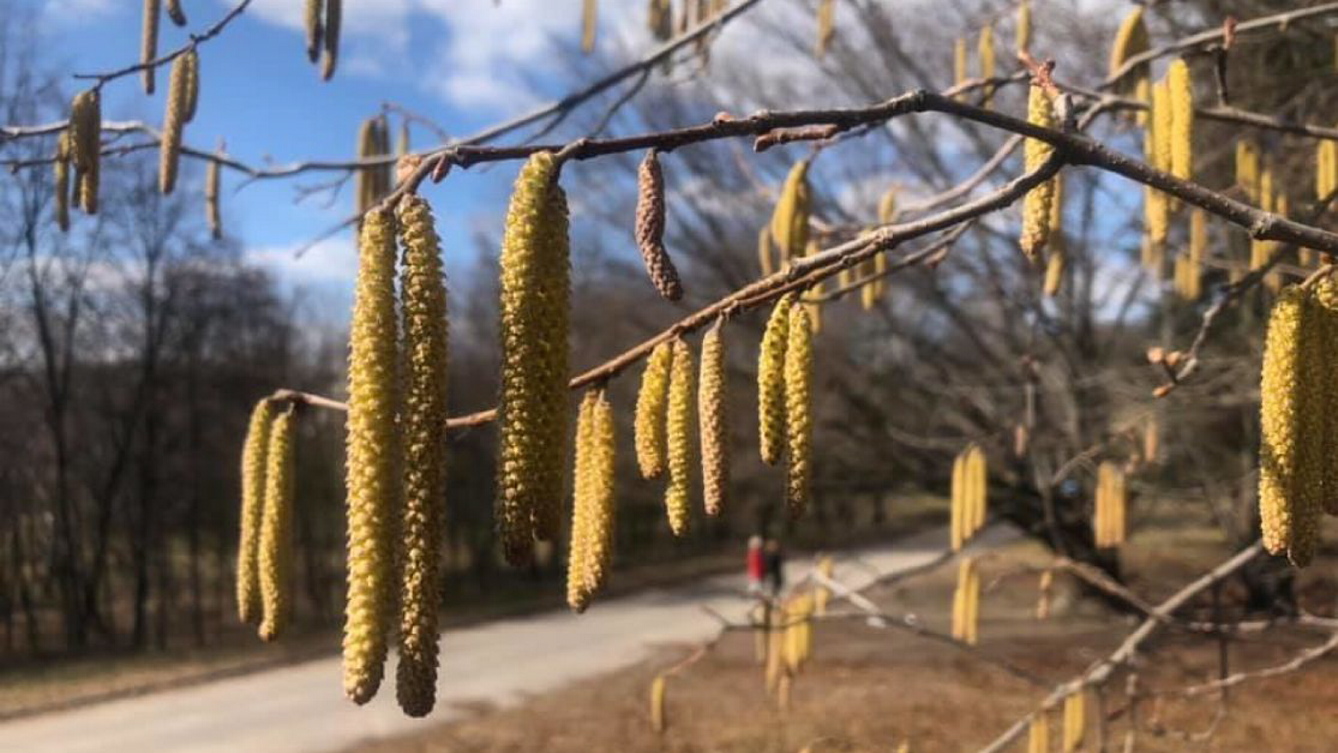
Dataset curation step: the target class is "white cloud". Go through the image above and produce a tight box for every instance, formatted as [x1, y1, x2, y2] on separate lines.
[244, 236, 358, 287]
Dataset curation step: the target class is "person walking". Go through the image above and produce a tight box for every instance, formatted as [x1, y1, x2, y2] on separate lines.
[746, 535, 765, 595]
[763, 538, 785, 597]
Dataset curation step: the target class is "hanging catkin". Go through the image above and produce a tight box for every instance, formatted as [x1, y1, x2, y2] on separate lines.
[206, 154, 222, 240]
[568, 392, 596, 612]
[815, 0, 835, 57]
[323, 0, 342, 80]
[342, 208, 402, 705]
[1312, 279, 1338, 516]
[699, 321, 729, 517]
[1016, 0, 1032, 54]
[952, 557, 979, 645]
[1044, 249, 1065, 297]
[394, 194, 449, 717]
[141, 0, 160, 94]
[665, 338, 694, 537]
[1027, 714, 1050, 753]
[1094, 461, 1126, 547]
[166, 0, 186, 25]
[54, 133, 71, 233]
[258, 408, 295, 643]
[1236, 141, 1260, 201]
[305, 0, 324, 63]
[1019, 84, 1056, 260]
[634, 150, 683, 301]
[950, 450, 966, 551]
[770, 161, 811, 264]
[1167, 59, 1194, 181]
[759, 294, 794, 465]
[237, 399, 276, 624]
[878, 187, 898, 224]
[582, 0, 598, 53]
[356, 119, 379, 215]
[159, 53, 190, 195]
[636, 342, 674, 480]
[69, 89, 100, 215]
[183, 50, 200, 124]
[1063, 689, 1086, 752]
[568, 388, 616, 612]
[953, 37, 968, 94]
[784, 304, 813, 519]
[650, 674, 668, 732]
[969, 445, 987, 535]
[1260, 287, 1308, 559]
[1036, 568, 1053, 619]
[758, 227, 775, 277]
[1109, 7, 1149, 82]
[978, 26, 996, 108]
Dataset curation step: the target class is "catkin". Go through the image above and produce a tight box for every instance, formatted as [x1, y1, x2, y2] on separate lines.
[258, 408, 295, 643]
[784, 304, 813, 520]
[978, 26, 996, 108]
[635, 342, 674, 479]
[323, 0, 342, 80]
[953, 37, 968, 94]
[698, 321, 729, 517]
[237, 399, 276, 624]
[1044, 248, 1066, 297]
[166, 0, 186, 25]
[878, 187, 898, 224]
[950, 451, 966, 552]
[1016, 0, 1031, 54]
[665, 338, 694, 537]
[1312, 279, 1338, 517]
[634, 150, 683, 301]
[69, 90, 100, 215]
[1236, 141, 1260, 201]
[969, 445, 987, 534]
[952, 557, 979, 645]
[394, 194, 450, 717]
[758, 226, 775, 277]
[1028, 714, 1050, 753]
[54, 133, 71, 233]
[141, 0, 160, 94]
[1094, 461, 1126, 547]
[1259, 287, 1308, 559]
[305, 0, 324, 63]
[342, 208, 402, 705]
[1109, 7, 1149, 81]
[759, 294, 794, 465]
[815, 0, 835, 57]
[582, 0, 598, 53]
[1167, 59, 1194, 181]
[183, 50, 200, 124]
[1019, 84, 1056, 260]
[1036, 568, 1053, 620]
[1063, 689, 1086, 752]
[497, 153, 571, 561]
[650, 674, 668, 732]
[567, 388, 616, 612]
[159, 53, 190, 195]
[770, 161, 811, 263]
[206, 154, 222, 240]
[567, 392, 596, 613]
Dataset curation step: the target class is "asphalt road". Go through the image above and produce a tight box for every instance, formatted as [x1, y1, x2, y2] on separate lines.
[0, 525, 1012, 753]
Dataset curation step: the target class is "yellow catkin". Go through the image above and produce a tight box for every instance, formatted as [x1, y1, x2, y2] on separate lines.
[764, 606, 784, 691]
[1109, 6, 1149, 81]
[53, 133, 70, 233]
[953, 37, 968, 96]
[165, 0, 186, 25]
[237, 399, 276, 624]
[784, 304, 813, 519]
[636, 342, 674, 480]
[950, 451, 966, 551]
[698, 322, 729, 517]
[1063, 689, 1086, 752]
[205, 155, 222, 240]
[634, 149, 683, 301]
[650, 674, 668, 732]
[815, 0, 835, 57]
[758, 226, 775, 277]
[759, 294, 794, 465]
[1028, 714, 1050, 753]
[1174, 254, 1201, 301]
[1259, 287, 1309, 559]
[1019, 84, 1056, 260]
[770, 161, 811, 263]
[394, 194, 450, 717]
[1044, 249, 1065, 297]
[586, 391, 617, 592]
[323, 0, 342, 80]
[141, 0, 160, 94]
[1312, 280, 1338, 517]
[1152, 76, 1173, 175]
[1290, 285, 1327, 565]
[497, 153, 571, 562]
[1036, 568, 1053, 620]
[305, 0, 324, 62]
[342, 208, 402, 705]
[1236, 141, 1260, 201]
[258, 408, 295, 643]
[183, 50, 200, 124]
[665, 338, 694, 537]
[1167, 59, 1194, 181]
[649, 0, 673, 41]
[878, 187, 898, 225]
[814, 556, 833, 615]
[69, 89, 100, 215]
[159, 53, 189, 195]
[978, 26, 996, 108]
[952, 558, 979, 644]
[567, 392, 597, 613]
[1189, 209, 1207, 264]
[356, 119, 380, 215]
[581, 0, 598, 53]
[1016, 0, 1031, 54]
[971, 446, 988, 534]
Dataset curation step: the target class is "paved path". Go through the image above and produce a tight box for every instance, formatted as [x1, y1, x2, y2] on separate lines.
[0, 525, 1013, 753]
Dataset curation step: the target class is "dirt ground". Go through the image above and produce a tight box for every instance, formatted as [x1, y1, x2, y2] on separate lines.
[350, 534, 1338, 753]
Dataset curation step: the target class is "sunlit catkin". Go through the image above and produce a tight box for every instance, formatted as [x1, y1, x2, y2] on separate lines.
[206, 155, 222, 240]
[665, 338, 694, 537]
[1094, 461, 1126, 547]
[54, 133, 70, 233]
[1019, 84, 1056, 260]
[953, 37, 968, 94]
[304, 0, 324, 63]
[1044, 249, 1065, 297]
[650, 674, 668, 732]
[1259, 287, 1309, 559]
[978, 26, 996, 108]
[497, 153, 571, 561]
[759, 294, 794, 465]
[770, 161, 811, 263]
[699, 322, 729, 517]
[1063, 689, 1086, 752]
[343, 208, 402, 705]
[950, 451, 966, 551]
[141, 0, 159, 94]
[393, 194, 449, 717]
[159, 53, 189, 195]
[1236, 141, 1260, 201]
[1109, 6, 1149, 81]
[815, 0, 835, 57]
[635, 150, 683, 301]
[1016, 0, 1031, 54]
[69, 89, 100, 215]
[567, 392, 596, 612]
[322, 0, 342, 80]
[636, 342, 674, 480]
[784, 304, 813, 519]
[166, 0, 186, 25]
[182, 50, 200, 123]
[258, 408, 295, 643]
[1312, 279, 1338, 517]
[952, 557, 979, 645]
[1028, 714, 1050, 753]
[968, 445, 987, 535]
[568, 389, 617, 603]
[237, 399, 276, 624]
[1167, 59, 1194, 181]
[758, 226, 775, 277]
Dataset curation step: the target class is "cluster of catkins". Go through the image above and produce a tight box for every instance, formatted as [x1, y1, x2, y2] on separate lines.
[236, 399, 296, 643]
[951, 556, 980, 645]
[950, 444, 988, 551]
[760, 591, 815, 707]
[1258, 279, 1338, 567]
[304, 0, 342, 79]
[1093, 461, 1127, 548]
[951, 1, 1029, 105]
[757, 294, 814, 518]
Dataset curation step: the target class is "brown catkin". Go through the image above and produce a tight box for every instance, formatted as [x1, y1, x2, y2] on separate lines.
[237, 399, 276, 624]
[698, 321, 729, 517]
[1167, 59, 1194, 181]
[394, 194, 450, 717]
[257, 408, 295, 643]
[582, 0, 598, 53]
[650, 674, 668, 732]
[323, 0, 342, 80]
[634, 150, 683, 301]
[141, 0, 160, 94]
[166, 0, 186, 25]
[342, 208, 402, 705]
[54, 133, 71, 233]
[183, 50, 200, 124]
[635, 342, 674, 480]
[1019, 84, 1056, 260]
[665, 338, 694, 537]
[784, 304, 813, 520]
[305, 0, 324, 63]
[205, 154, 222, 240]
[159, 53, 189, 195]
[759, 294, 794, 465]
[496, 154, 571, 561]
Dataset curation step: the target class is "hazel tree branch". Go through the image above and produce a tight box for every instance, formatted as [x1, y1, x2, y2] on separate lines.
[73, 0, 254, 90]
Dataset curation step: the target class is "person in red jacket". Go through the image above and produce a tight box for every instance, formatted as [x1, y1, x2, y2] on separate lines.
[746, 535, 765, 594]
